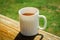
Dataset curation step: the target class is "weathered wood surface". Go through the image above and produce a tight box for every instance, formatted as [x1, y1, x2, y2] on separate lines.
[0, 14, 60, 40]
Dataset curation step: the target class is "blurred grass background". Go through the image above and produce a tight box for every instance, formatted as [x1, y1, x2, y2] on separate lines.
[0, 0, 60, 37]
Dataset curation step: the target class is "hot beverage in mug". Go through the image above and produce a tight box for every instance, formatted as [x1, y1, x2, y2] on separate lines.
[23, 13, 34, 16]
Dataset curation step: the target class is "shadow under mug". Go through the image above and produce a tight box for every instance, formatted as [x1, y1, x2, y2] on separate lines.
[15, 32, 44, 40]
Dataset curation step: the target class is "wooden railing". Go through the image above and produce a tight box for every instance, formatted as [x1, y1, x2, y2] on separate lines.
[0, 14, 60, 40]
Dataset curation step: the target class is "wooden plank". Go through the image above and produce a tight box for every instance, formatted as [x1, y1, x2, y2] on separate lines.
[0, 23, 18, 38]
[0, 32, 12, 40]
[0, 14, 20, 40]
[38, 30, 60, 40]
[0, 14, 60, 40]
[0, 14, 20, 32]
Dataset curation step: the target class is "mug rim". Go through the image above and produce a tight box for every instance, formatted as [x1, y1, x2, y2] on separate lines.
[18, 7, 39, 16]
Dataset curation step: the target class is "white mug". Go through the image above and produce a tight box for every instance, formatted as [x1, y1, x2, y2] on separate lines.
[19, 7, 47, 36]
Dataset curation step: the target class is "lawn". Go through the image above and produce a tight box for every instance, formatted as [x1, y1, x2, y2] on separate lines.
[0, 0, 60, 37]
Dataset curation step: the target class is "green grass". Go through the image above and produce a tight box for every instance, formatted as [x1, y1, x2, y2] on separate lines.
[0, 0, 60, 37]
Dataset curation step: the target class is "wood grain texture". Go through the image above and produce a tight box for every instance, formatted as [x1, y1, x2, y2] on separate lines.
[0, 14, 60, 40]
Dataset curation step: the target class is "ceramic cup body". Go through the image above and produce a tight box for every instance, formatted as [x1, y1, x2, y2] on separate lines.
[19, 7, 47, 36]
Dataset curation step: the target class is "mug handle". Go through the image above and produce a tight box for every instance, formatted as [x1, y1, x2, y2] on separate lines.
[38, 15, 47, 30]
